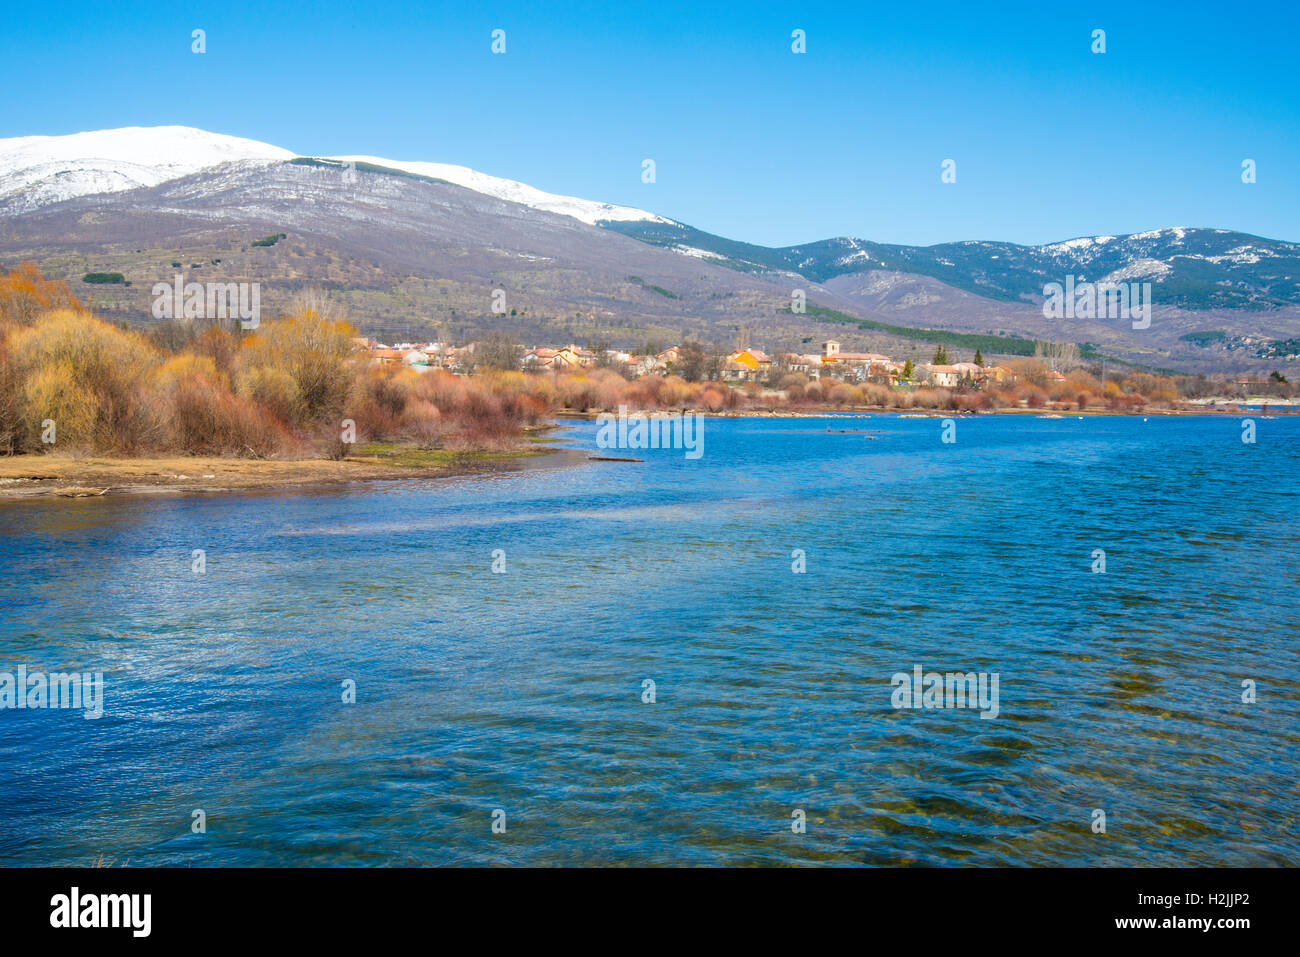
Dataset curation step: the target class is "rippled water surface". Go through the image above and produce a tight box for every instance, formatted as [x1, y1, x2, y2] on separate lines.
[1, 414, 1297, 866]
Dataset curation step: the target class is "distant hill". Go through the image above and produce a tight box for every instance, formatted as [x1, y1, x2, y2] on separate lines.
[605, 221, 1300, 311]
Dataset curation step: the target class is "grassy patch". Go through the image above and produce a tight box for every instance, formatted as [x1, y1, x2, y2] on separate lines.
[351, 442, 539, 467]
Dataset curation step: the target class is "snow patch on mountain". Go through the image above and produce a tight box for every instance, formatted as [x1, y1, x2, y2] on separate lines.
[1102, 258, 1173, 282]
[1199, 245, 1273, 265]
[672, 244, 726, 260]
[326, 154, 668, 227]
[1042, 236, 1102, 253]
[1128, 227, 1190, 243]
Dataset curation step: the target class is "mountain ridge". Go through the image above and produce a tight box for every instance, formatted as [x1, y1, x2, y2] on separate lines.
[4, 125, 1297, 310]
[0, 125, 1296, 374]
[603, 221, 1300, 311]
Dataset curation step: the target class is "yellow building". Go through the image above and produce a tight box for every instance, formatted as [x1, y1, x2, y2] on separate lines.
[726, 349, 772, 373]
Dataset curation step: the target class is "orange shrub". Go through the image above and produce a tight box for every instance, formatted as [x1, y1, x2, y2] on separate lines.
[237, 308, 359, 427]
[0, 262, 80, 329]
[10, 310, 161, 452]
[399, 399, 442, 448]
[0, 339, 21, 453]
[346, 364, 417, 441]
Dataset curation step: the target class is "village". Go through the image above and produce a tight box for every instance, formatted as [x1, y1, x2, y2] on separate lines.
[354, 336, 1039, 391]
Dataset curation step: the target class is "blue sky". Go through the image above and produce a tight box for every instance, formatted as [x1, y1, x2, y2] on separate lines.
[2, 0, 1296, 247]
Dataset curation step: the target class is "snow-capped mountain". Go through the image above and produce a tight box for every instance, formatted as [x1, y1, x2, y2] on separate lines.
[0, 125, 667, 227]
[0, 126, 294, 213]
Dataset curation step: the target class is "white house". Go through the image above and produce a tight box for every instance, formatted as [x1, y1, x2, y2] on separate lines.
[917, 364, 961, 388]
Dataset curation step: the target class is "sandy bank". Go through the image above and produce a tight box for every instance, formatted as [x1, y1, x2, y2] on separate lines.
[0, 446, 588, 500]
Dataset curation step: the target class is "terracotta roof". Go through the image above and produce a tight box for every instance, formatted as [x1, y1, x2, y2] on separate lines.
[835, 352, 891, 362]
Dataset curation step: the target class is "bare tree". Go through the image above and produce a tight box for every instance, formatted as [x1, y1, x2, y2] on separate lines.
[1035, 340, 1081, 372]
[290, 287, 348, 322]
[474, 331, 522, 371]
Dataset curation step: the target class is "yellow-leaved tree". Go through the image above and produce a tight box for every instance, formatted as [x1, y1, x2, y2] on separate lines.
[236, 294, 359, 429]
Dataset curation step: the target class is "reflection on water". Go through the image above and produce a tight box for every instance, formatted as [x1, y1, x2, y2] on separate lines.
[0, 414, 1297, 865]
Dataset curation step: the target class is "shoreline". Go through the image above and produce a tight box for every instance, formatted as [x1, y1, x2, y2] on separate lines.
[556, 403, 1297, 419]
[2, 407, 1292, 500]
[0, 446, 589, 501]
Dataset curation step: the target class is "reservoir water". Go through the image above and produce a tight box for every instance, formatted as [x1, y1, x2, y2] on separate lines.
[1, 414, 1297, 865]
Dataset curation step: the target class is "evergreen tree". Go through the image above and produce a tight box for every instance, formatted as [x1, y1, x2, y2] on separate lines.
[932, 345, 950, 365]
[902, 358, 915, 379]
[974, 349, 984, 367]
